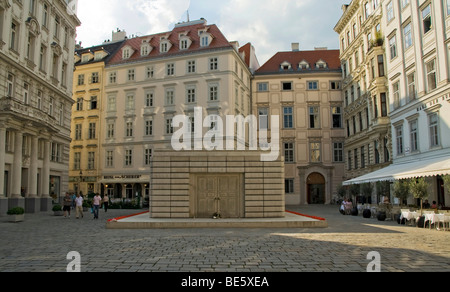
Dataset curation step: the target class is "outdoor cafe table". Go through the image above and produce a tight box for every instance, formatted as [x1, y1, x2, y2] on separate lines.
[424, 213, 446, 230]
[400, 211, 420, 226]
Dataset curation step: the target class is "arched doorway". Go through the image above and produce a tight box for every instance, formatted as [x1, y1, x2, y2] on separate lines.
[307, 172, 325, 204]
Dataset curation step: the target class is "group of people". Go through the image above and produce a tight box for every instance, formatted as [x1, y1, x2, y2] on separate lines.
[340, 198, 354, 215]
[62, 192, 110, 219]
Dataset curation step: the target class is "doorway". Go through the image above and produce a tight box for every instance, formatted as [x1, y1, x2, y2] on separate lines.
[307, 172, 325, 204]
[193, 174, 243, 218]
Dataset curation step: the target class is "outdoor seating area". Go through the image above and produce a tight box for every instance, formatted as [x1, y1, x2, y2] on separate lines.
[345, 203, 450, 231]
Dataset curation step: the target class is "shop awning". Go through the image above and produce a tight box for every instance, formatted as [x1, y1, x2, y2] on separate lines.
[342, 155, 450, 185]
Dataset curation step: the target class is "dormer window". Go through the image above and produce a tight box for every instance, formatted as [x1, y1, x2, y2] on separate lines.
[280, 61, 292, 71]
[160, 38, 172, 53]
[199, 30, 212, 47]
[299, 60, 310, 70]
[316, 59, 327, 69]
[82, 55, 90, 63]
[141, 41, 151, 56]
[201, 35, 209, 47]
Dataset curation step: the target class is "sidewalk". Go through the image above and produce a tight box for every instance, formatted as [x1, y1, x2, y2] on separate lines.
[0, 205, 449, 272]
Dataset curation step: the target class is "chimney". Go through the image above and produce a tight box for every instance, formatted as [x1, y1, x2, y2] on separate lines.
[291, 43, 299, 52]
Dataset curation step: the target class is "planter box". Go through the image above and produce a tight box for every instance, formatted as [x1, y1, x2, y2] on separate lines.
[8, 214, 24, 223]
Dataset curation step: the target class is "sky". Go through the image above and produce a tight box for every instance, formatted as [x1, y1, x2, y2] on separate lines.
[75, 0, 348, 65]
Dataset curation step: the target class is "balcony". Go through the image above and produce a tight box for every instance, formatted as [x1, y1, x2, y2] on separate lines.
[0, 96, 59, 131]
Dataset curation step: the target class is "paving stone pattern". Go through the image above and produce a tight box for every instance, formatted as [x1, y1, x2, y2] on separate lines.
[0, 205, 449, 272]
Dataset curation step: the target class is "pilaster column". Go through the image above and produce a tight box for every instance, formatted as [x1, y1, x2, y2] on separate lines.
[41, 140, 50, 198]
[11, 131, 23, 198]
[28, 136, 38, 197]
[298, 167, 306, 205]
[0, 127, 5, 198]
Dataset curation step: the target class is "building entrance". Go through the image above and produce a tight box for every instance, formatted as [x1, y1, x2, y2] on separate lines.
[307, 172, 325, 204]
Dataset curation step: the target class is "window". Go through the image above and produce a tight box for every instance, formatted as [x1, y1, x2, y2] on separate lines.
[165, 88, 175, 105]
[78, 74, 84, 86]
[125, 149, 133, 166]
[201, 35, 209, 47]
[209, 57, 218, 71]
[389, 35, 397, 60]
[166, 118, 173, 134]
[360, 146, 366, 168]
[422, 4, 432, 34]
[75, 124, 82, 140]
[409, 119, 418, 152]
[54, 15, 60, 39]
[403, 23, 412, 49]
[284, 142, 294, 163]
[393, 81, 400, 109]
[10, 22, 18, 51]
[285, 179, 294, 194]
[126, 94, 135, 110]
[282, 82, 292, 91]
[180, 39, 188, 50]
[407, 72, 416, 101]
[106, 151, 113, 167]
[309, 106, 320, 128]
[429, 113, 440, 147]
[146, 66, 154, 79]
[144, 149, 152, 166]
[106, 123, 115, 139]
[39, 45, 47, 72]
[330, 81, 341, 90]
[307, 81, 318, 90]
[123, 48, 131, 59]
[26, 33, 36, 61]
[128, 69, 135, 81]
[160, 41, 169, 53]
[91, 72, 99, 84]
[283, 107, 293, 129]
[186, 86, 196, 103]
[87, 152, 95, 170]
[209, 84, 218, 101]
[386, 1, 394, 22]
[380, 93, 387, 117]
[365, 2, 370, 19]
[90, 96, 97, 110]
[187, 60, 196, 73]
[145, 91, 154, 107]
[395, 125, 404, 155]
[333, 142, 344, 162]
[373, 95, 378, 118]
[37, 90, 42, 110]
[145, 120, 153, 136]
[402, 0, 409, 8]
[377, 55, 385, 77]
[107, 96, 116, 112]
[332, 107, 342, 128]
[448, 0, 450, 16]
[126, 122, 133, 137]
[348, 150, 352, 170]
[258, 108, 269, 130]
[426, 59, 437, 91]
[166, 63, 175, 76]
[22, 82, 29, 104]
[73, 153, 81, 170]
[109, 72, 117, 84]
[88, 123, 96, 139]
[310, 142, 321, 163]
[354, 149, 358, 169]
[43, 4, 49, 27]
[49, 98, 54, 116]
[141, 44, 149, 56]
[257, 82, 268, 92]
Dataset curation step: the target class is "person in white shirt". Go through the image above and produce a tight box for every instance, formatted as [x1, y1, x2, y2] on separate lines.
[75, 193, 84, 219]
[92, 193, 102, 219]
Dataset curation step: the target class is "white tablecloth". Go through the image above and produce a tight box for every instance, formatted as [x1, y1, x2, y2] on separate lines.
[400, 211, 419, 221]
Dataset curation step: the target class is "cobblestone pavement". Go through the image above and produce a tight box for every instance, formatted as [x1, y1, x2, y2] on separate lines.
[0, 205, 449, 273]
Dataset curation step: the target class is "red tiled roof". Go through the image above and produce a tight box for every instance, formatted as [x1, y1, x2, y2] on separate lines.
[107, 22, 233, 65]
[255, 49, 341, 75]
[239, 43, 252, 67]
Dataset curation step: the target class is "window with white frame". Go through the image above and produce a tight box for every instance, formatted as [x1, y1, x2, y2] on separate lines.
[6, 73, 14, 97]
[126, 93, 135, 110]
[128, 69, 135, 81]
[307, 81, 318, 90]
[126, 122, 133, 137]
[395, 125, 403, 155]
[409, 119, 418, 152]
[146, 66, 154, 79]
[109, 72, 116, 84]
[386, 1, 394, 22]
[309, 106, 320, 128]
[145, 120, 153, 136]
[393, 81, 400, 109]
[401, 0, 409, 8]
[407, 72, 416, 101]
[37, 90, 42, 110]
[258, 107, 269, 130]
[106, 151, 113, 167]
[73, 152, 81, 170]
[107, 96, 116, 112]
[403, 23, 412, 49]
[166, 63, 175, 76]
[165, 88, 175, 105]
[283, 107, 293, 129]
[76, 97, 84, 111]
[209, 84, 218, 101]
[257, 82, 268, 92]
[422, 4, 432, 34]
[23, 82, 30, 104]
[145, 91, 154, 107]
[186, 85, 196, 103]
[209, 57, 218, 71]
[333, 142, 344, 162]
[284, 142, 294, 163]
[429, 113, 440, 147]
[75, 124, 82, 140]
[88, 122, 96, 139]
[144, 148, 152, 166]
[187, 60, 196, 73]
[389, 35, 397, 60]
[106, 123, 115, 139]
[88, 152, 95, 170]
[125, 149, 133, 166]
[426, 59, 437, 91]
[165, 118, 173, 134]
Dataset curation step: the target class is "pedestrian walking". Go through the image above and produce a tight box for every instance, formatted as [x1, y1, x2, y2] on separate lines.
[92, 193, 102, 219]
[63, 193, 72, 218]
[103, 194, 109, 212]
[75, 193, 84, 219]
[71, 193, 76, 210]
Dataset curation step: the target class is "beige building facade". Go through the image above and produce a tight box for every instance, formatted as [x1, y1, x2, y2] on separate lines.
[0, 0, 80, 214]
[335, 0, 393, 203]
[253, 46, 346, 205]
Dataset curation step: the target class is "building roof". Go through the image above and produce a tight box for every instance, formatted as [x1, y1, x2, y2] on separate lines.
[107, 20, 234, 66]
[75, 40, 125, 66]
[255, 49, 341, 75]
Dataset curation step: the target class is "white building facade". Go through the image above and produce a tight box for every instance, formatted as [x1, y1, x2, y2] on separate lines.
[0, 0, 80, 214]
